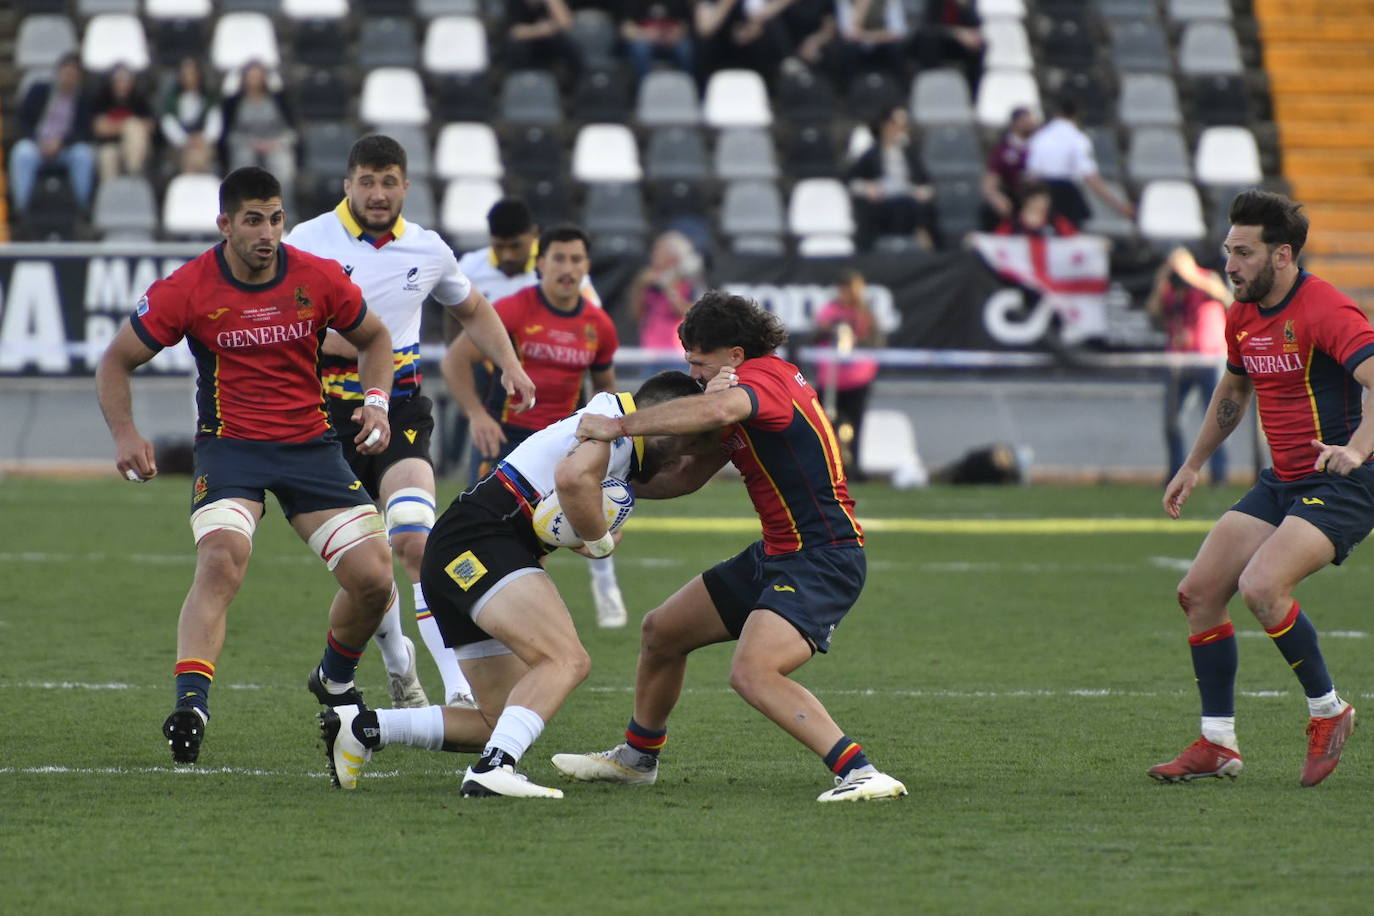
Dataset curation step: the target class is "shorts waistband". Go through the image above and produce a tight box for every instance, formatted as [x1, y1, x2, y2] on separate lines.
[494, 461, 542, 518]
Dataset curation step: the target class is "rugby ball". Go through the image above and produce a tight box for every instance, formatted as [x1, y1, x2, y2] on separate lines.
[532, 478, 635, 548]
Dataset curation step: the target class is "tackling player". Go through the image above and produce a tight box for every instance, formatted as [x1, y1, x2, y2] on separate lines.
[96, 167, 397, 765]
[1149, 189, 1372, 787]
[318, 371, 706, 796]
[445, 224, 631, 629]
[286, 135, 535, 711]
[551, 291, 908, 803]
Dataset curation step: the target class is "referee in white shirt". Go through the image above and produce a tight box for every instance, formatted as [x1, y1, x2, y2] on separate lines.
[1025, 94, 1135, 229]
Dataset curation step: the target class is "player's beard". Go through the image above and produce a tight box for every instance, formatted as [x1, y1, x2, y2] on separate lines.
[351, 200, 397, 234]
[1233, 259, 1276, 304]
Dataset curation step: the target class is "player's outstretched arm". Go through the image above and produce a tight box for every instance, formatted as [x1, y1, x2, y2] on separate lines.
[448, 288, 536, 413]
[578, 387, 752, 441]
[1165, 370, 1252, 518]
[341, 309, 394, 455]
[95, 321, 160, 482]
[442, 332, 506, 458]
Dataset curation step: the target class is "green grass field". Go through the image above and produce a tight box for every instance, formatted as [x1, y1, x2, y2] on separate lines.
[4, 476, 1373, 914]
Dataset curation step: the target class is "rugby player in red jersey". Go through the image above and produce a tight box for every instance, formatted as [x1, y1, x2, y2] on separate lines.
[1150, 189, 1374, 787]
[444, 224, 632, 628]
[551, 291, 907, 802]
[97, 167, 398, 765]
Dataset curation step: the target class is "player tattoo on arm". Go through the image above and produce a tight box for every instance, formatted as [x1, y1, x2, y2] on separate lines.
[1216, 398, 1241, 433]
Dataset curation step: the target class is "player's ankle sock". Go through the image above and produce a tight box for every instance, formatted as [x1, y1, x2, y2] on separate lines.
[371, 589, 408, 675]
[413, 582, 473, 701]
[349, 709, 383, 749]
[320, 630, 365, 689]
[374, 705, 445, 750]
[1265, 602, 1335, 700]
[824, 737, 871, 779]
[625, 718, 667, 759]
[1307, 689, 1347, 719]
[173, 658, 214, 718]
[477, 705, 545, 768]
[1200, 716, 1238, 751]
[588, 555, 616, 583]
[1189, 622, 1237, 725]
[473, 748, 517, 773]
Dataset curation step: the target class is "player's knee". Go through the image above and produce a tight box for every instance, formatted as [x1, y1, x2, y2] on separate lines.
[385, 488, 435, 543]
[388, 529, 427, 572]
[639, 607, 674, 655]
[726, 659, 767, 704]
[308, 505, 386, 571]
[191, 499, 257, 549]
[561, 646, 592, 686]
[195, 539, 251, 590]
[1236, 569, 1284, 617]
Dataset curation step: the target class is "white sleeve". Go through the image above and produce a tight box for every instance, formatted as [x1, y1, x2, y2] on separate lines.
[1071, 133, 1099, 179]
[431, 236, 473, 306]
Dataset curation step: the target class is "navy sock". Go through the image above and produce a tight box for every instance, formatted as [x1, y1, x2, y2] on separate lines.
[173, 658, 214, 718]
[320, 630, 364, 685]
[1267, 602, 1334, 699]
[1188, 622, 1238, 717]
[824, 736, 871, 778]
[625, 718, 667, 759]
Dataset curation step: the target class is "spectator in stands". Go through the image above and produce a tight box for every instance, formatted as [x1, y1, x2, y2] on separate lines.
[629, 229, 704, 371]
[160, 57, 222, 175]
[980, 105, 1037, 230]
[8, 53, 95, 213]
[618, 0, 695, 84]
[845, 104, 938, 252]
[220, 62, 297, 205]
[782, 0, 836, 71]
[1025, 94, 1134, 229]
[504, 0, 582, 79]
[813, 269, 882, 481]
[1145, 245, 1231, 486]
[913, 0, 985, 96]
[695, 0, 798, 86]
[91, 64, 155, 182]
[993, 181, 1077, 237]
[829, 0, 913, 83]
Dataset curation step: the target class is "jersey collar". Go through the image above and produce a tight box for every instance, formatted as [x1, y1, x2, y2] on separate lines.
[615, 392, 646, 472]
[1256, 270, 1308, 318]
[488, 240, 539, 275]
[334, 199, 406, 247]
[214, 240, 288, 292]
[536, 283, 585, 317]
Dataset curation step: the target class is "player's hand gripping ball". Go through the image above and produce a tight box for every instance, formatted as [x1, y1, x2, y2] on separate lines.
[532, 478, 635, 548]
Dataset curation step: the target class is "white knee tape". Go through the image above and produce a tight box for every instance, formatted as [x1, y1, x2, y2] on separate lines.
[190, 499, 257, 546]
[308, 505, 386, 570]
[384, 487, 436, 538]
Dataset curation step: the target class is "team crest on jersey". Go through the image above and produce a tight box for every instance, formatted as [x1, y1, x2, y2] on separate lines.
[584, 325, 598, 347]
[445, 550, 488, 591]
[1283, 320, 1296, 343]
[403, 266, 421, 292]
[294, 286, 314, 319]
[136, 295, 149, 317]
[193, 475, 209, 504]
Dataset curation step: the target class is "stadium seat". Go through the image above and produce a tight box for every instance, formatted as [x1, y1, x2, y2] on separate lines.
[1167, 0, 1230, 22]
[975, 69, 1040, 129]
[281, 0, 349, 18]
[357, 18, 420, 71]
[524, 178, 573, 228]
[1178, 21, 1243, 76]
[858, 408, 924, 481]
[978, 0, 1025, 16]
[720, 180, 785, 240]
[635, 70, 701, 127]
[582, 182, 648, 239]
[503, 125, 564, 181]
[210, 13, 280, 73]
[1195, 126, 1261, 187]
[784, 125, 841, 179]
[1127, 127, 1192, 183]
[1039, 17, 1095, 70]
[145, 0, 211, 15]
[570, 8, 618, 71]
[296, 68, 351, 122]
[846, 124, 874, 162]
[416, 0, 480, 16]
[1085, 125, 1123, 181]
[846, 71, 904, 126]
[1189, 74, 1252, 127]
[714, 129, 778, 182]
[501, 70, 563, 125]
[1117, 73, 1182, 128]
[1108, 19, 1171, 73]
[403, 178, 438, 228]
[429, 73, 489, 121]
[77, 0, 137, 14]
[573, 67, 634, 123]
[775, 66, 837, 124]
[982, 18, 1033, 70]
[149, 18, 207, 64]
[921, 125, 983, 180]
[933, 178, 981, 244]
[16, 15, 78, 72]
[571, 124, 642, 183]
[220, 0, 279, 12]
[292, 18, 349, 68]
[911, 68, 974, 126]
[359, 68, 429, 126]
[162, 173, 222, 238]
[788, 178, 853, 239]
[798, 234, 855, 258]
[703, 69, 772, 128]
[302, 122, 353, 174]
[1053, 69, 1112, 126]
[93, 175, 157, 241]
[1082, 179, 1136, 239]
[1138, 179, 1206, 241]
[435, 123, 502, 181]
[384, 124, 433, 179]
[441, 178, 503, 249]
[423, 16, 487, 74]
[81, 14, 149, 72]
[645, 127, 709, 182]
[649, 179, 710, 245]
[1097, 0, 1156, 22]
[357, 0, 413, 14]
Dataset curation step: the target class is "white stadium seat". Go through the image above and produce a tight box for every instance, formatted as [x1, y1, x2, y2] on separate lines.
[788, 178, 854, 237]
[1138, 179, 1206, 241]
[976, 68, 1040, 129]
[434, 122, 503, 181]
[1195, 126, 1262, 186]
[571, 123, 643, 183]
[441, 178, 503, 247]
[359, 68, 429, 126]
[162, 173, 222, 238]
[82, 14, 149, 72]
[210, 13, 280, 73]
[423, 16, 487, 74]
[703, 69, 772, 128]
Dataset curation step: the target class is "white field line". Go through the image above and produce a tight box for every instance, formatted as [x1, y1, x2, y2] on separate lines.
[0, 765, 402, 779]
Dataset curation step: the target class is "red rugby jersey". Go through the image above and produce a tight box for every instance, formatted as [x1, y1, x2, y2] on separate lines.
[1226, 272, 1374, 480]
[131, 242, 367, 442]
[485, 285, 618, 431]
[723, 354, 864, 555]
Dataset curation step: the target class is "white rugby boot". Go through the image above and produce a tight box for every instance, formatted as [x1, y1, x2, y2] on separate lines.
[816, 768, 908, 802]
[550, 744, 658, 785]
